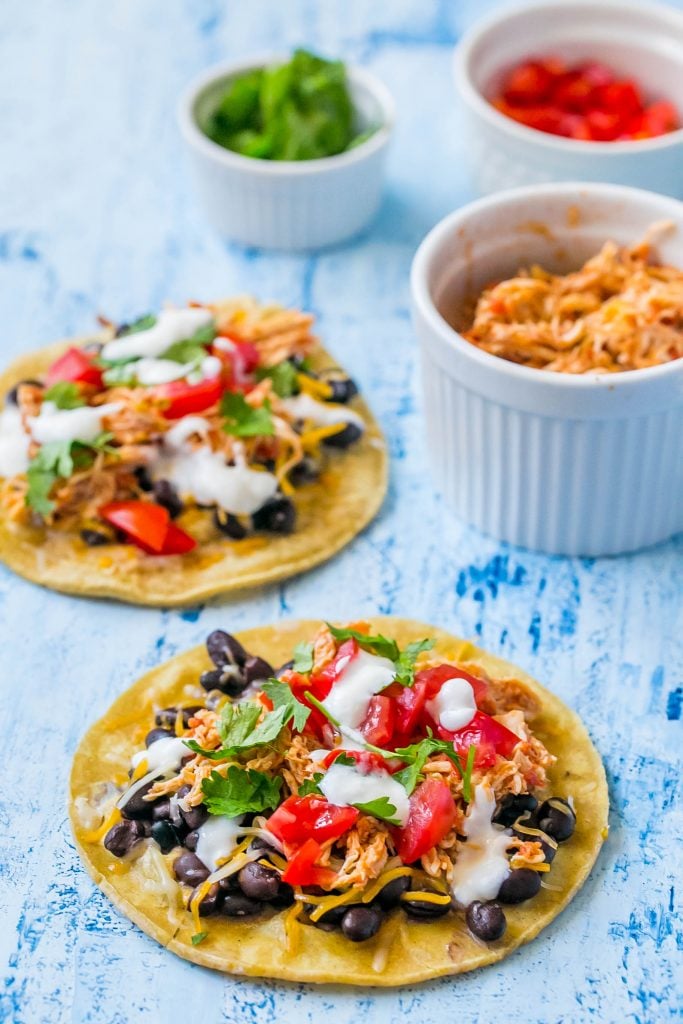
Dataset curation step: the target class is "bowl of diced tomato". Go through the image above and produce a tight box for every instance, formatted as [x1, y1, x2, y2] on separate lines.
[454, 0, 683, 198]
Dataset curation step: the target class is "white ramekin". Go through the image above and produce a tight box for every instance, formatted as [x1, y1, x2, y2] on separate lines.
[411, 182, 683, 557]
[454, 0, 683, 199]
[178, 55, 394, 251]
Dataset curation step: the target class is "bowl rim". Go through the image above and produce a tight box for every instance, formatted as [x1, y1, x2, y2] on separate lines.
[177, 53, 395, 175]
[410, 181, 683, 392]
[453, 0, 683, 155]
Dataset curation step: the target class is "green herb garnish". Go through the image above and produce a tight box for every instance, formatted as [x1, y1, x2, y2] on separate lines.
[42, 382, 85, 410]
[201, 765, 282, 817]
[298, 774, 324, 797]
[292, 641, 314, 674]
[326, 625, 434, 687]
[221, 393, 274, 437]
[202, 49, 375, 161]
[162, 322, 216, 364]
[191, 932, 208, 946]
[393, 639, 436, 687]
[353, 796, 401, 826]
[256, 360, 299, 398]
[117, 314, 156, 336]
[25, 433, 115, 516]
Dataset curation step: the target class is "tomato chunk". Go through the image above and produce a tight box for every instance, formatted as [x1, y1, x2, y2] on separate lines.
[46, 347, 103, 389]
[152, 376, 223, 419]
[100, 500, 169, 553]
[266, 795, 359, 847]
[359, 695, 394, 747]
[280, 838, 337, 888]
[440, 710, 520, 768]
[392, 778, 456, 863]
[157, 522, 196, 555]
[322, 749, 390, 772]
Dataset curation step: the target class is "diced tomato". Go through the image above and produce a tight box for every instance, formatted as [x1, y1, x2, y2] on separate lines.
[280, 838, 337, 889]
[584, 108, 623, 142]
[440, 710, 520, 768]
[597, 80, 642, 118]
[212, 337, 260, 386]
[417, 665, 489, 706]
[359, 695, 394, 747]
[503, 60, 554, 105]
[45, 347, 103, 389]
[283, 668, 334, 740]
[157, 522, 197, 555]
[266, 795, 359, 847]
[641, 100, 680, 137]
[576, 62, 614, 90]
[552, 72, 596, 113]
[152, 376, 224, 419]
[391, 680, 430, 740]
[100, 500, 169, 553]
[321, 749, 390, 772]
[310, 638, 358, 698]
[392, 778, 456, 863]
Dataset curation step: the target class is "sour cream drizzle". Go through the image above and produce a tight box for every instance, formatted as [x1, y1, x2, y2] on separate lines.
[319, 762, 410, 825]
[0, 406, 30, 476]
[322, 649, 396, 731]
[195, 815, 245, 871]
[280, 393, 364, 430]
[101, 307, 213, 362]
[426, 676, 476, 732]
[450, 786, 511, 906]
[28, 401, 123, 445]
[130, 736, 189, 775]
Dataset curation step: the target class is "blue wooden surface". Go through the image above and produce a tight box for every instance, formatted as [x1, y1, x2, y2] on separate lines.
[1, 2, 681, 1022]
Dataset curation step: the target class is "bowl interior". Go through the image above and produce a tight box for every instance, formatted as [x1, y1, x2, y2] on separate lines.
[467, 3, 683, 111]
[192, 62, 385, 150]
[428, 188, 683, 334]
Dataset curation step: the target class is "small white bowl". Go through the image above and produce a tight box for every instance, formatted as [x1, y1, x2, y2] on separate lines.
[411, 182, 683, 557]
[454, 0, 683, 199]
[178, 55, 394, 251]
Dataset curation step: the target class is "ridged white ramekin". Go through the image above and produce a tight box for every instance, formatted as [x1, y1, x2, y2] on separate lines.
[178, 56, 394, 251]
[453, 0, 683, 199]
[411, 183, 683, 557]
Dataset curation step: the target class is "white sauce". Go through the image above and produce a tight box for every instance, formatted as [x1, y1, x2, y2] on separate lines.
[426, 676, 476, 732]
[130, 736, 189, 775]
[319, 762, 410, 825]
[0, 406, 30, 477]
[29, 401, 122, 445]
[163, 415, 211, 449]
[322, 649, 396, 731]
[101, 307, 213, 362]
[195, 815, 245, 871]
[133, 359, 193, 386]
[153, 446, 278, 516]
[280, 393, 364, 430]
[200, 355, 222, 379]
[450, 786, 511, 906]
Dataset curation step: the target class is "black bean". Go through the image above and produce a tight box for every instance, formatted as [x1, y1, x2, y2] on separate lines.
[402, 895, 452, 919]
[206, 630, 247, 669]
[190, 882, 223, 917]
[498, 868, 542, 904]
[238, 862, 281, 902]
[173, 851, 210, 887]
[376, 874, 411, 910]
[5, 378, 41, 405]
[213, 509, 248, 539]
[243, 655, 275, 685]
[270, 883, 294, 908]
[493, 793, 539, 828]
[323, 423, 362, 450]
[313, 902, 351, 925]
[218, 872, 240, 893]
[104, 819, 147, 857]
[466, 901, 506, 942]
[80, 528, 111, 547]
[200, 667, 248, 697]
[289, 456, 321, 484]
[154, 706, 202, 729]
[184, 830, 199, 852]
[179, 802, 208, 832]
[252, 497, 296, 535]
[151, 820, 183, 854]
[537, 799, 576, 842]
[133, 465, 154, 492]
[120, 781, 158, 821]
[153, 479, 183, 519]
[276, 660, 294, 677]
[341, 906, 382, 941]
[145, 727, 173, 747]
[220, 892, 262, 917]
[250, 836, 277, 853]
[323, 375, 358, 404]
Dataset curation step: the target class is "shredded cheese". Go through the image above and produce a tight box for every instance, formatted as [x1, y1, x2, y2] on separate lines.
[284, 901, 303, 954]
[309, 888, 363, 923]
[300, 423, 346, 451]
[297, 374, 333, 400]
[400, 890, 452, 906]
[131, 758, 149, 782]
[80, 805, 121, 844]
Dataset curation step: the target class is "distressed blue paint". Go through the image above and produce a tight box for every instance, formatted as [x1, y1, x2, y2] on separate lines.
[1, 1, 682, 1022]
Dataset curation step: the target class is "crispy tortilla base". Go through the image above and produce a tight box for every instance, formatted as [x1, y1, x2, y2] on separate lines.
[0, 339, 387, 605]
[69, 618, 609, 986]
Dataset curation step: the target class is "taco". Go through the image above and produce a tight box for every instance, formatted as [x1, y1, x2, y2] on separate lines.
[0, 300, 386, 604]
[70, 617, 608, 986]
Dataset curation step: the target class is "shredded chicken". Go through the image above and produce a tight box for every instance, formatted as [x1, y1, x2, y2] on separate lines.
[333, 814, 391, 888]
[464, 226, 683, 373]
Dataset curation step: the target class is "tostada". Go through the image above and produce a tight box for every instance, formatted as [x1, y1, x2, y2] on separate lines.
[70, 618, 608, 985]
[0, 299, 386, 604]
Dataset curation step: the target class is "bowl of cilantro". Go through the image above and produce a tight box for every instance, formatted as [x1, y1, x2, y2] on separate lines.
[178, 49, 395, 250]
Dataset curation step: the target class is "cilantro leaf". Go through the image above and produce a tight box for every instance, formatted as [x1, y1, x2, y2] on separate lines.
[221, 393, 274, 437]
[392, 737, 476, 802]
[256, 360, 299, 398]
[298, 773, 323, 796]
[25, 434, 115, 516]
[42, 382, 85, 410]
[117, 314, 156, 336]
[262, 678, 311, 733]
[292, 642, 314, 674]
[461, 744, 476, 804]
[217, 701, 262, 748]
[393, 638, 435, 687]
[201, 765, 282, 817]
[162, 322, 215, 364]
[353, 796, 402, 826]
[102, 362, 140, 387]
[191, 931, 208, 946]
[326, 624, 399, 662]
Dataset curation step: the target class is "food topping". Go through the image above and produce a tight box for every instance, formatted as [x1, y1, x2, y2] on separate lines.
[491, 57, 680, 142]
[81, 623, 576, 955]
[464, 230, 683, 373]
